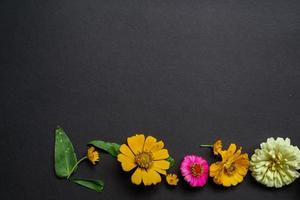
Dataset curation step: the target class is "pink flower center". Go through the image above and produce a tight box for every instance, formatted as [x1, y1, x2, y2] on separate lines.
[190, 163, 203, 177]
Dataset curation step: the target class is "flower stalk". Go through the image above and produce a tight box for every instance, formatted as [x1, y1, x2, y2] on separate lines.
[200, 144, 213, 147]
[67, 156, 87, 179]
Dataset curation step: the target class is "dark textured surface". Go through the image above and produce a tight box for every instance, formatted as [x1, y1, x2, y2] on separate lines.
[1, 0, 300, 199]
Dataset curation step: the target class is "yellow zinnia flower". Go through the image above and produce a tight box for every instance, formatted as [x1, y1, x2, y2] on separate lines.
[117, 134, 170, 186]
[210, 143, 249, 187]
[87, 146, 100, 165]
[166, 174, 179, 186]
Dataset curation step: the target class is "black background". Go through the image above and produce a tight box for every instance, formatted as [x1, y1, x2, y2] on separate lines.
[1, 0, 300, 199]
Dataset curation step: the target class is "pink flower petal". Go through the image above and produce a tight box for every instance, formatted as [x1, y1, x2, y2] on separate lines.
[184, 174, 193, 182]
[181, 168, 191, 176]
[193, 176, 206, 187]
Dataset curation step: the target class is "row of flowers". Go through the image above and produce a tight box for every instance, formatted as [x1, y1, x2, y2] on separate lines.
[54, 127, 300, 192]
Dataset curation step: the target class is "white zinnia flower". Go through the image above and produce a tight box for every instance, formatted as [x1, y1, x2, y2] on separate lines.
[250, 137, 300, 188]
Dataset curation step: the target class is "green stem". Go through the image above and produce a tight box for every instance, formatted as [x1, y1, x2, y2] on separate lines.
[67, 156, 87, 179]
[200, 144, 213, 147]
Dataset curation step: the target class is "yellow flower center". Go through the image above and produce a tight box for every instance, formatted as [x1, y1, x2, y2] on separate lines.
[191, 163, 203, 177]
[135, 152, 153, 169]
[224, 163, 236, 175]
[268, 152, 285, 171]
[168, 177, 175, 183]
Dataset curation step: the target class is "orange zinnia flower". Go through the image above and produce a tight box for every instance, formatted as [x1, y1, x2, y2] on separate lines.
[210, 143, 249, 187]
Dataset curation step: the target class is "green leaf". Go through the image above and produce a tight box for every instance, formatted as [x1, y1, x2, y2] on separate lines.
[166, 156, 175, 168]
[72, 178, 104, 192]
[88, 140, 120, 157]
[54, 126, 77, 178]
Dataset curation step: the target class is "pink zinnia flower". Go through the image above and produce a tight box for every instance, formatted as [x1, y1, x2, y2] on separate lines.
[180, 155, 209, 187]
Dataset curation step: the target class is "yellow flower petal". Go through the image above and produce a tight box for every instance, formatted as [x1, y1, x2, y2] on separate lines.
[152, 166, 167, 175]
[235, 156, 249, 169]
[119, 144, 135, 159]
[220, 144, 237, 160]
[141, 173, 151, 186]
[131, 168, 144, 185]
[236, 165, 248, 176]
[213, 174, 223, 185]
[231, 148, 242, 161]
[150, 141, 164, 152]
[127, 134, 145, 155]
[148, 169, 162, 185]
[221, 174, 235, 187]
[227, 144, 237, 155]
[143, 136, 157, 152]
[209, 162, 222, 177]
[233, 172, 244, 183]
[120, 160, 137, 171]
[142, 169, 161, 185]
[219, 150, 228, 160]
[236, 153, 249, 162]
[152, 149, 169, 160]
[153, 160, 170, 170]
[118, 153, 136, 172]
[117, 153, 134, 164]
